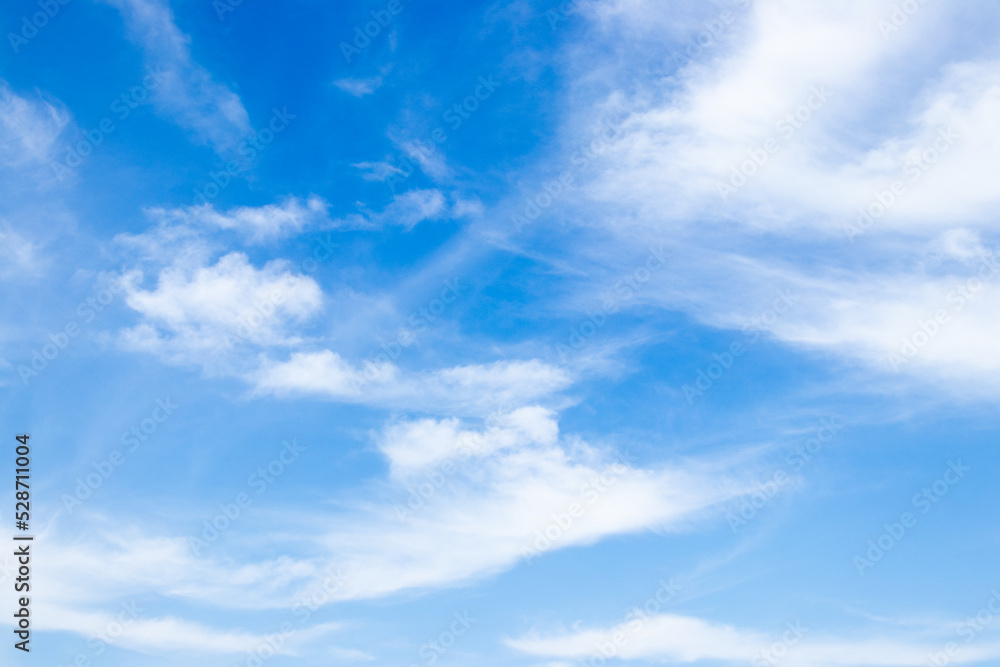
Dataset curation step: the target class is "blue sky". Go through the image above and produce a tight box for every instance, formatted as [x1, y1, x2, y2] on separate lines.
[2, 0, 1000, 665]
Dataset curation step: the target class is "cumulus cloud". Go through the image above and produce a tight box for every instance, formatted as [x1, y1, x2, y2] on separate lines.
[113, 195, 524, 404]
[120, 252, 323, 361]
[379, 405, 559, 475]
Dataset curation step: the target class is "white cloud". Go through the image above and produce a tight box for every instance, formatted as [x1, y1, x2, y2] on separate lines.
[401, 139, 451, 181]
[314, 409, 751, 601]
[334, 188, 449, 230]
[106, 0, 251, 153]
[120, 252, 323, 361]
[379, 405, 559, 474]
[584, 0, 914, 227]
[560, 0, 1000, 235]
[507, 612, 1000, 666]
[0, 222, 41, 277]
[113, 194, 528, 403]
[620, 244, 1000, 391]
[0, 82, 71, 277]
[253, 349, 372, 398]
[887, 59, 1000, 226]
[516, 0, 1000, 396]
[30, 409, 754, 612]
[25, 526, 320, 610]
[353, 160, 404, 181]
[383, 188, 448, 228]
[508, 614, 764, 663]
[114, 213, 218, 270]
[33, 603, 298, 655]
[593, 0, 1000, 231]
[451, 194, 485, 218]
[150, 195, 330, 243]
[253, 353, 571, 415]
[333, 76, 384, 97]
[0, 79, 68, 167]
[0, 526, 353, 657]
[767, 252, 1000, 386]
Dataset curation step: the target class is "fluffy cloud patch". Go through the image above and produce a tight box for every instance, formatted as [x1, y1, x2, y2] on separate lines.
[120, 252, 322, 361]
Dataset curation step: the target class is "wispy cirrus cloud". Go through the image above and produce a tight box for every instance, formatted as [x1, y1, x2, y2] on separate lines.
[0, 522, 357, 658]
[0, 80, 69, 169]
[148, 195, 331, 243]
[105, 0, 251, 153]
[253, 353, 572, 415]
[516, 0, 1000, 398]
[31, 406, 756, 616]
[507, 612, 1000, 666]
[333, 76, 384, 97]
[333, 188, 451, 230]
